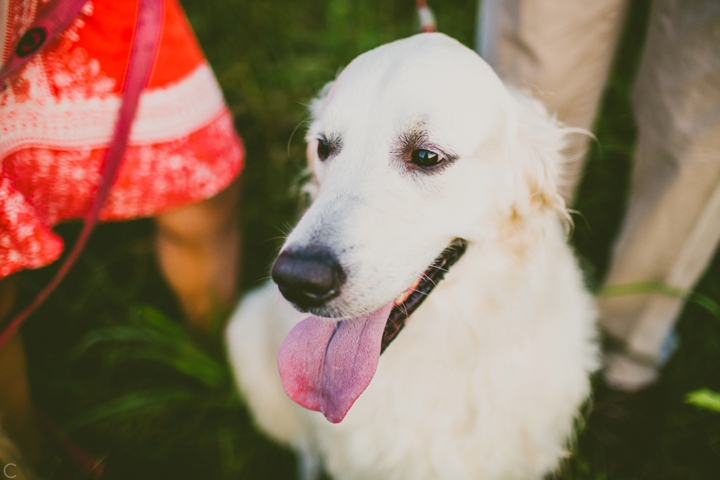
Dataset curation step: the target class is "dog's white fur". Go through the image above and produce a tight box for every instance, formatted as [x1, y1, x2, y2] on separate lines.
[227, 33, 598, 480]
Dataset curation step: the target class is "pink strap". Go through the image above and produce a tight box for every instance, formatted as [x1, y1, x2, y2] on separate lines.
[0, 0, 165, 351]
[415, 0, 436, 33]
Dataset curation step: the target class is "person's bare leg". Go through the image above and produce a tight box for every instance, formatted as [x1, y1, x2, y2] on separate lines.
[0, 279, 43, 466]
[154, 181, 241, 331]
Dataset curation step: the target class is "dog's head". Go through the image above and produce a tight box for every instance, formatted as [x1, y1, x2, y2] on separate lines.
[272, 33, 571, 422]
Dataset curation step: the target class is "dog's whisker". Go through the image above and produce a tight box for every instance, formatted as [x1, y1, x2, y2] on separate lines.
[428, 265, 449, 273]
[272, 222, 293, 238]
[420, 273, 437, 287]
[264, 235, 289, 243]
[287, 117, 312, 157]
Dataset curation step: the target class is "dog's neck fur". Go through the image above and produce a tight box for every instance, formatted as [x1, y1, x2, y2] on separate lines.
[397, 215, 573, 354]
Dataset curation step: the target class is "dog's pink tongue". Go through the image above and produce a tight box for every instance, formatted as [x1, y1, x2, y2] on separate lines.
[277, 303, 393, 423]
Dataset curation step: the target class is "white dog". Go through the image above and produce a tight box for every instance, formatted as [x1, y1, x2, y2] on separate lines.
[227, 33, 598, 480]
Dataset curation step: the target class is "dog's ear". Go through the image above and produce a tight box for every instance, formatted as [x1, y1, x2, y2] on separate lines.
[500, 93, 577, 253]
[508, 91, 577, 232]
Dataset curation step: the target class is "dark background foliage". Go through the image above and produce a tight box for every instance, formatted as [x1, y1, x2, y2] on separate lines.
[11, 0, 720, 478]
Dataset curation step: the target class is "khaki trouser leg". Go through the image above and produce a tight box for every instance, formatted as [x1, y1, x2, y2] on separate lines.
[600, 0, 720, 390]
[478, 0, 720, 390]
[477, 0, 629, 201]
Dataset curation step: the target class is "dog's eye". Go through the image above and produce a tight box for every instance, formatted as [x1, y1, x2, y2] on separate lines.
[317, 138, 330, 161]
[411, 149, 443, 168]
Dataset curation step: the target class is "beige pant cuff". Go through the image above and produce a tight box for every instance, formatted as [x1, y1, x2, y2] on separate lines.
[604, 352, 659, 391]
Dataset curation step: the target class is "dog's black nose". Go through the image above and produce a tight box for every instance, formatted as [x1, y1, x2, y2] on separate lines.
[272, 247, 345, 309]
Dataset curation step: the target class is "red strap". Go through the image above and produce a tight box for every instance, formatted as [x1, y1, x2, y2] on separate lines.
[37, 412, 106, 479]
[415, 0, 436, 33]
[0, 0, 165, 352]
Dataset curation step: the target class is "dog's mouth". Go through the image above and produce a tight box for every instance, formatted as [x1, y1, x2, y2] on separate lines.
[277, 238, 467, 423]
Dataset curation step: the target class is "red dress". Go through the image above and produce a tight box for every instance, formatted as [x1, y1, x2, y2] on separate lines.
[0, 0, 244, 279]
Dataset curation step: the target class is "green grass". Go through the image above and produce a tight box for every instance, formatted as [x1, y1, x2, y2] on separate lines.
[13, 0, 720, 478]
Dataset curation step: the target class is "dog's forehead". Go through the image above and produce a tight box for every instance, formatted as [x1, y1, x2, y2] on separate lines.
[317, 33, 509, 150]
